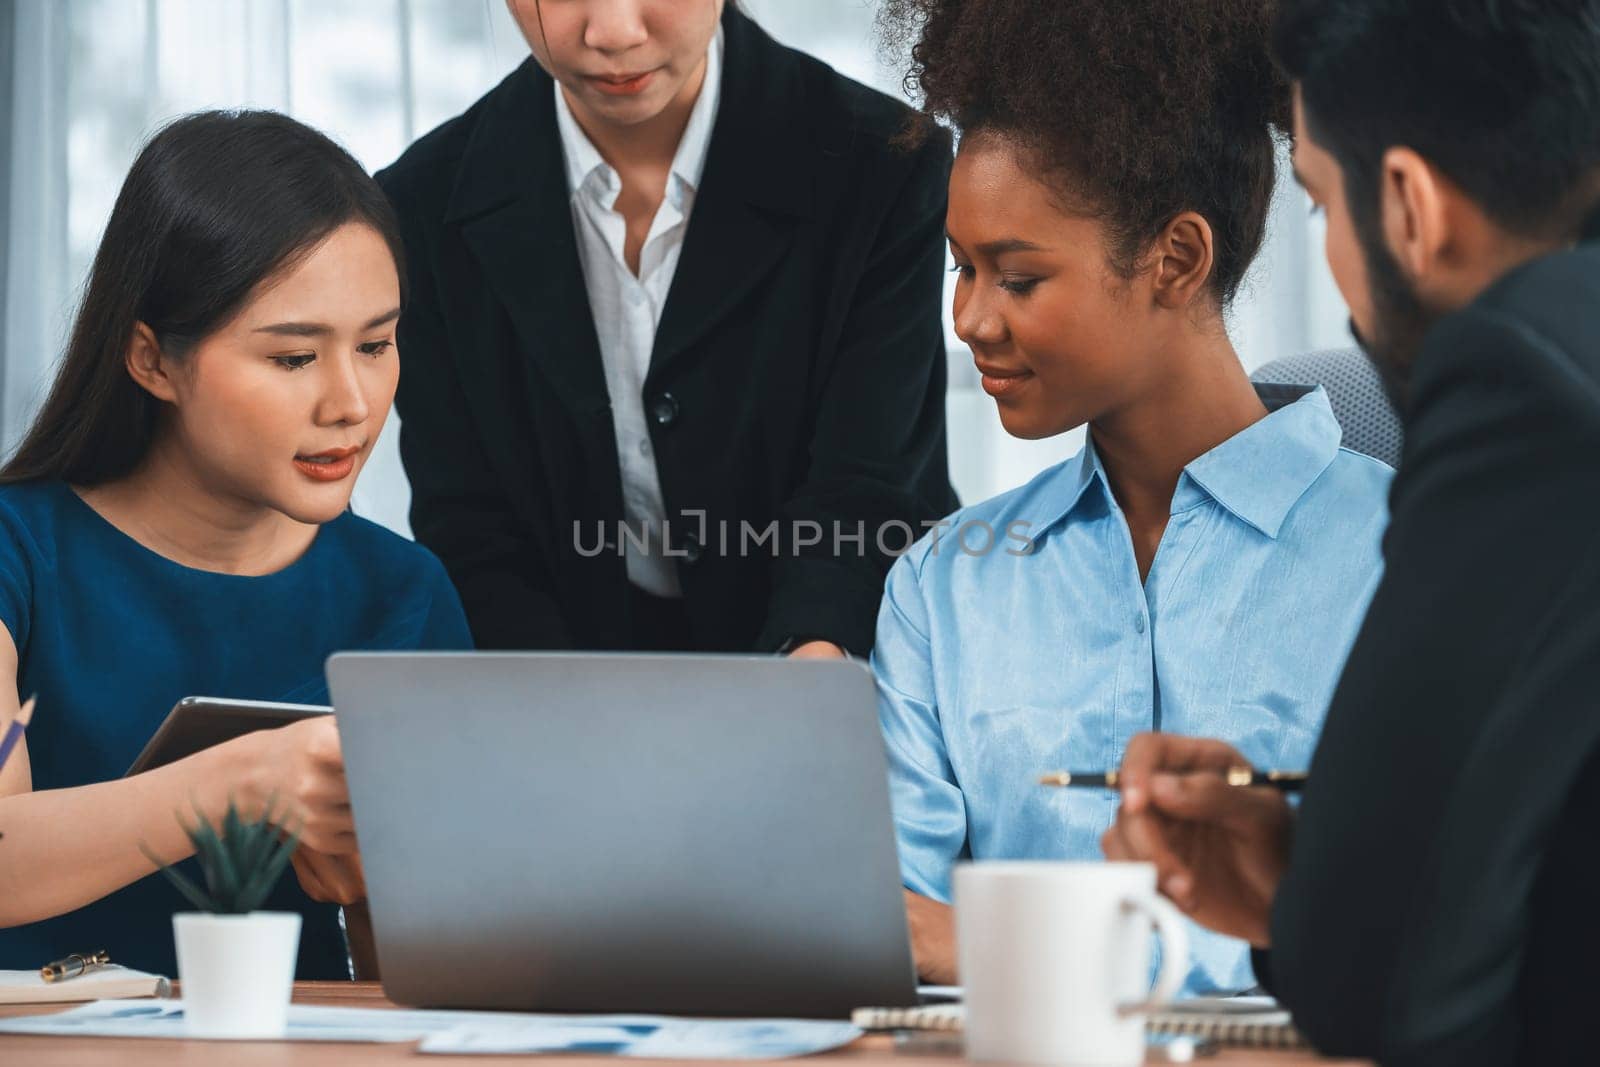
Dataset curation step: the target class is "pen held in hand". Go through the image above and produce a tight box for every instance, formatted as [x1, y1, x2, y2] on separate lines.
[1039, 767, 1307, 793]
[0, 695, 36, 775]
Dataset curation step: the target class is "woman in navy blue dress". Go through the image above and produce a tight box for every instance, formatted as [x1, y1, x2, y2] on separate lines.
[0, 111, 471, 978]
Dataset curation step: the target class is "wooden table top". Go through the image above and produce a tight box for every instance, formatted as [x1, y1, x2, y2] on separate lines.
[0, 981, 1371, 1065]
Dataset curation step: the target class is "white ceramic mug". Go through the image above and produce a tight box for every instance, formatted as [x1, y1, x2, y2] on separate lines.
[954, 862, 1190, 1066]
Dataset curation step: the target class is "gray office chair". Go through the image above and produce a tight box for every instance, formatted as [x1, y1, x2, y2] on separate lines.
[1251, 347, 1403, 467]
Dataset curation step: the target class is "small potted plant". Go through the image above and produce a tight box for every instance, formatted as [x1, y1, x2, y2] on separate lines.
[142, 798, 301, 1038]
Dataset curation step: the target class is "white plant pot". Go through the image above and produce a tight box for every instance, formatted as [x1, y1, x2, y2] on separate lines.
[173, 911, 300, 1038]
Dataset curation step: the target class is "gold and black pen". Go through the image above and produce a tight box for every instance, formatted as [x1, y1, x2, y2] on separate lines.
[41, 949, 110, 983]
[1039, 768, 1308, 793]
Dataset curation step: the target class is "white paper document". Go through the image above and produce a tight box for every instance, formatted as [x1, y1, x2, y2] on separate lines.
[0, 999, 862, 1057]
[419, 1017, 863, 1058]
[0, 1000, 455, 1042]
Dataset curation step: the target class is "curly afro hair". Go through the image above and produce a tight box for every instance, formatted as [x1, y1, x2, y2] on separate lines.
[880, 0, 1291, 306]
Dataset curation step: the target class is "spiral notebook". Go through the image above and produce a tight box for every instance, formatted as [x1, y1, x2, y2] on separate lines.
[850, 997, 1307, 1050]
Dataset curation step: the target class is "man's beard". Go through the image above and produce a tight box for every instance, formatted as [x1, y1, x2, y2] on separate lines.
[1348, 221, 1437, 416]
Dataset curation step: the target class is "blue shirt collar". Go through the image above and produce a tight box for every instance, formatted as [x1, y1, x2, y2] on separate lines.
[1037, 384, 1344, 540]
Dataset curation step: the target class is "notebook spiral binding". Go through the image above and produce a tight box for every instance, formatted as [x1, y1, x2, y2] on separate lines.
[1146, 1015, 1308, 1050]
[851, 1004, 1309, 1050]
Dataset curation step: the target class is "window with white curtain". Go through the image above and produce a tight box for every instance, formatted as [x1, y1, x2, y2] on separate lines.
[6, 0, 1354, 539]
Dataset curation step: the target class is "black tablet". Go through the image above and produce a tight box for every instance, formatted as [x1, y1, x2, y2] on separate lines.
[124, 696, 332, 776]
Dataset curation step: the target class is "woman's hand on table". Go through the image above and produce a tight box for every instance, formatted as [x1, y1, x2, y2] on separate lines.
[904, 890, 958, 985]
[786, 640, 848, 659]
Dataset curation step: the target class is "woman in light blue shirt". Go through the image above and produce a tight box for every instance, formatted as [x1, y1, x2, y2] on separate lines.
[874, 0, 1393, 992]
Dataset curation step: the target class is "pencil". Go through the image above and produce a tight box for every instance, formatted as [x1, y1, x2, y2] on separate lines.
[0, 696, 36, 774]
[1039, 767, 1307, 793]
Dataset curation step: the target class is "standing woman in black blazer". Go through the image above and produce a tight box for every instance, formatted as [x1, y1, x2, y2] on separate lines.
[376, 0, 956, 656]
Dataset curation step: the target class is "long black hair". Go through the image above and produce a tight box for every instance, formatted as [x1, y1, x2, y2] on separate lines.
[0, 109, 405, 486]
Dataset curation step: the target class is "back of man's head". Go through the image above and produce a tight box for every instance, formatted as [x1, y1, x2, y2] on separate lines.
[1275, 0, 1600, 240]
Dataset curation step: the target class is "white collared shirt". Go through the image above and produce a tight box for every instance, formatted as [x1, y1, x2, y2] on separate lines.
[553, 29, 723, 598]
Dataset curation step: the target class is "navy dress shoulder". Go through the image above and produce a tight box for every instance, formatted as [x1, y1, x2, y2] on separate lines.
[0, 480, 472, 978]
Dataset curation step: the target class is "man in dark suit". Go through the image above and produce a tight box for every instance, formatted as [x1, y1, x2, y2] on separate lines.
[375, 1, 957, 656]
[1101, 2, 1600, 1064]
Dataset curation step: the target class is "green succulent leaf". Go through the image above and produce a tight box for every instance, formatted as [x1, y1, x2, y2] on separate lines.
[238, 829, 301, 912]
[195, 821, 241, 906]
[139, 842, 214, 913]
[233, 815, 277, 880]
[139, 796, 303, 914]
[222, 802, 245, 860]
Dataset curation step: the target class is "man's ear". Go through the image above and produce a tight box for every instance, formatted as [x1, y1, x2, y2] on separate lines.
[125, 322, 180, 403]
[1378, 147, 1449, 283]
[1150, 211, 1216, 311]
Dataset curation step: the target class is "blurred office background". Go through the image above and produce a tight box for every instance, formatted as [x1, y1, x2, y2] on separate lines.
[0, 0, 1354, 536]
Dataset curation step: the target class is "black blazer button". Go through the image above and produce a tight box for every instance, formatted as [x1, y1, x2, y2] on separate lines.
[650, 392, 680, 427]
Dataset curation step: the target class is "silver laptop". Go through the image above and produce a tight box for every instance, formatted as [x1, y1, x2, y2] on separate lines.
[327, 652, 919, 1017]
